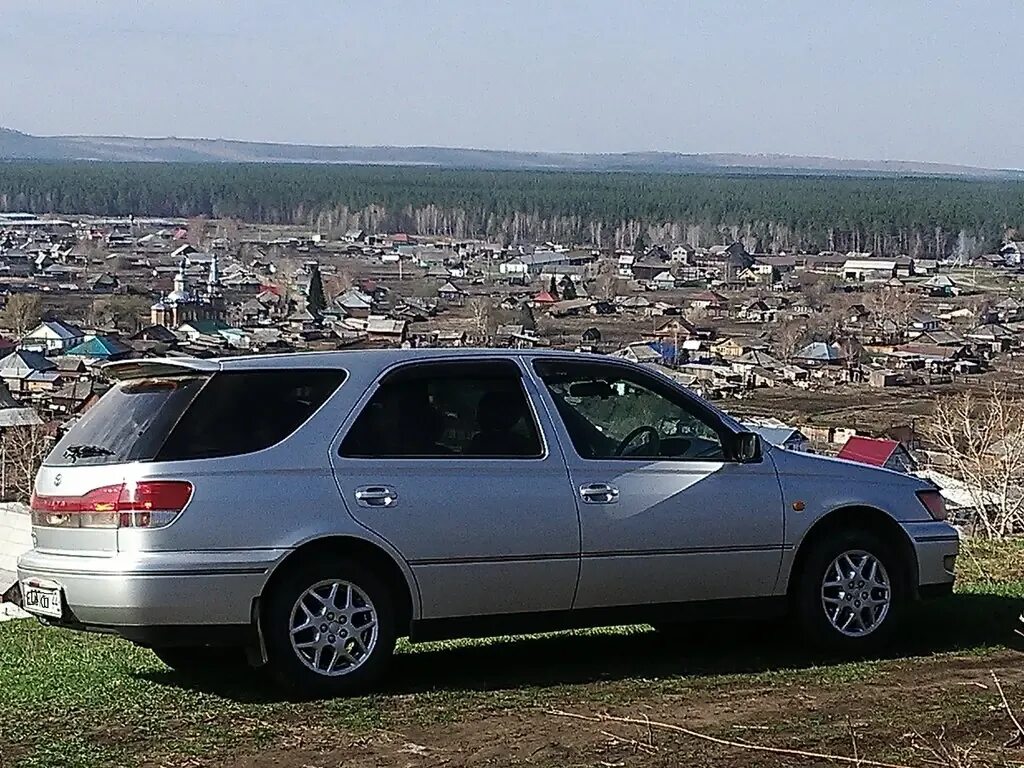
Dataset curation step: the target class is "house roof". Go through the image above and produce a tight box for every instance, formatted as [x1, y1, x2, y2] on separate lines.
[613, 343, 661, 362]
[178, 319, 231, 335]
[836, 436, 900, 467]
[0, 349, 56, 377]
[25, 319, 84, 341]
[66, 335, 132, 358]
[793, 341, 844, 361]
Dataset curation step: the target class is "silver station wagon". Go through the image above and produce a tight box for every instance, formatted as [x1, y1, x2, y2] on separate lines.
[18, 349, 958, 695]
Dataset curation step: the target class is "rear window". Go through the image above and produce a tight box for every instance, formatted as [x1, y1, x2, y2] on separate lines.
[47, 369, 346, 466]
[48, 376, 208, 467]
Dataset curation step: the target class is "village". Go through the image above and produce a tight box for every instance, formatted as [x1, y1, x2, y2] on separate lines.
[2, 210, 1024, 506]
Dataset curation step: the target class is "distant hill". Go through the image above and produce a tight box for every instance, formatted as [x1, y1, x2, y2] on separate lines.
[2, 126, 1023, 180]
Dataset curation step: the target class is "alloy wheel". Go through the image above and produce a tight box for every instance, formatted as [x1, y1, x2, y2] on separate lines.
[820, 550, 891, 637]
[288, 579, 379, 676]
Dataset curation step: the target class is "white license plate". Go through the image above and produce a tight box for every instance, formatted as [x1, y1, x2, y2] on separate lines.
[21, 581, 63, 619]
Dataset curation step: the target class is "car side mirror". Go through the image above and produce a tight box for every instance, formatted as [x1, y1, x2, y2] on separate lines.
[731, 431, 762, 463]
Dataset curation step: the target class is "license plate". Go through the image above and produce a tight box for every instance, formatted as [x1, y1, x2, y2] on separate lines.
[21, 581, 63, 620]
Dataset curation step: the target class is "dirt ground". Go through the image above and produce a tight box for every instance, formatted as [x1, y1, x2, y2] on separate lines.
[212, 651, 1024, 768]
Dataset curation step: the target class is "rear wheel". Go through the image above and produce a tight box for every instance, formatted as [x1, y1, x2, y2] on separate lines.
[262, 559, 396, 697]
[794, 528, 908, 653]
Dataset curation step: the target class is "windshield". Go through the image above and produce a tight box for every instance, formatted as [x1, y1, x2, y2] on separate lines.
[46, 376, 208, 467]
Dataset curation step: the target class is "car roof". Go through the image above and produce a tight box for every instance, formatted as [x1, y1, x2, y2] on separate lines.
[102, 348, 627, 378]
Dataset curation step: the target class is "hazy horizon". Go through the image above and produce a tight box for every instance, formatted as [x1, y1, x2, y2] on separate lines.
[2, 1, 1021, 168]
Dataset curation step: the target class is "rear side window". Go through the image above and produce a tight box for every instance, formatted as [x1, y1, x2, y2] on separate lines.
[48, 376, 208, 467]
[340, 361, 543, 458]
[157, 369, 346, 460]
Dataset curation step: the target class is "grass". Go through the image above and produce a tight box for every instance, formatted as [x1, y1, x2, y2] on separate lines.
[1, 540, 1023, 768]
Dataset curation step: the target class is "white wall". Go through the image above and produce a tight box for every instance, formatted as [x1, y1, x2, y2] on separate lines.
[0, 502, 30, 582]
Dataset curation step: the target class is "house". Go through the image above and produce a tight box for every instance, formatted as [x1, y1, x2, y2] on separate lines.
[0, 383, 42, 427]
[744, 420, 812, 452]
[46, 379, 101, 416]
[437, 281, 466, 307]
[714, 336, 769, 359]
[65, 334, 132, 361]
[21, 319, 85, 354]
[612, 342, 662, 365]
[739, 297, 788, 323]
[836, 436, 917, 474]
[334, 288, 374, 319]
[498, 250, 570, 279]
[650, 270, 677, 290]
[965, 324, 1015, 354]
[0, 350, 56, 394]
[365, 316, 408, 344]
[842, 258, 898, 282]
[792, 341, 845, 366]
[907, 312, 940, 335]
[132, 324, 178, 344]
[688, 291, 728, 314]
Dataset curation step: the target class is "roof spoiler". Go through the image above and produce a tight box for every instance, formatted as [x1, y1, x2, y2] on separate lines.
[100, 358, 221, 382]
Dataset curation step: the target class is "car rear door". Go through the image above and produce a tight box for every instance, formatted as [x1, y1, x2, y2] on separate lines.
[331, 358, 581, 619]
[530, 358, 784, 610]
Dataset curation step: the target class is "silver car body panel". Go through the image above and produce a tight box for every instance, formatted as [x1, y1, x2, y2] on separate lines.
[18, 348, 958, 635]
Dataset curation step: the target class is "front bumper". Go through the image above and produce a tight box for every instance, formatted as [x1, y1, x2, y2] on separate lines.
[16, 547, 286, 633]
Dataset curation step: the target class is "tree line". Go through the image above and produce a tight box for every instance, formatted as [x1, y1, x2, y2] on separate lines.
[2, 161, 1024, 256]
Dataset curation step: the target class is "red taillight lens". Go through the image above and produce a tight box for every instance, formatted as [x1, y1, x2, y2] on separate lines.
[917, 489, 947, 521]
[30, 481, 193, 529]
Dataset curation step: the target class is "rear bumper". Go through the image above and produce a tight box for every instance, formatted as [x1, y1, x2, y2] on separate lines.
[16, 547, 286, 633]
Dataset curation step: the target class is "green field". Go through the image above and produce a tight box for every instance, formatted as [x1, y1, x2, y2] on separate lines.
[1, 539, 1023, 768]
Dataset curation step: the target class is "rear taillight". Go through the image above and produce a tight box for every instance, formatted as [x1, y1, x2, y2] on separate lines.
[916, 489, 947, 521]
[30, 481, 193, 529]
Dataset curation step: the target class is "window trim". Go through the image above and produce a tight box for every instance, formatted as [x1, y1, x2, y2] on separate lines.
[338, 358, 550, 461]
[532, 358, 742, 464]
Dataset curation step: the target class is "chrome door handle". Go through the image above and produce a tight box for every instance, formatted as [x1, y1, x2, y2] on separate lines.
[354, 486, 398, 508]
[579, 483, 619, 504]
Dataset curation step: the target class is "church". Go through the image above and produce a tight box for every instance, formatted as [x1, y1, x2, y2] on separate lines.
[150, 255, 226, 328]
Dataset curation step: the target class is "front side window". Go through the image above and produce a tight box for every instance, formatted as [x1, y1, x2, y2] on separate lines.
[340, 361, 543, 458]
[534, 361, 726, 460]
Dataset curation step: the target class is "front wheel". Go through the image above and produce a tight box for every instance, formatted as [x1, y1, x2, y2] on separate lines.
[794, 529, 908, 653]
[262, 560, 396, 697]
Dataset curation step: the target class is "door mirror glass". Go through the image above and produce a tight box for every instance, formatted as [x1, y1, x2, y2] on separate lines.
[731, 431, 762, 463]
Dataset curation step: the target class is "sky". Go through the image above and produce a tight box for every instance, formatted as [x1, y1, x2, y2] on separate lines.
[1, 1, 1020, 168]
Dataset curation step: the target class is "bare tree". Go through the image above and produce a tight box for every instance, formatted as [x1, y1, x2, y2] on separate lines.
[800, 274, 839, 312]
[1, 425, 51, 502]
[186, 216, 208, 249]
[593, 258, 620, 300]
[868, 285, 919, 338]
[929, 384, 1024, 538]
[773, 319, 807, 360]
[467, 297, 494, 343]
[0, 294, 43, 337]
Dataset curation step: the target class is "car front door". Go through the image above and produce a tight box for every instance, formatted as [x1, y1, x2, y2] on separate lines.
[530, 359, 784, 610]
[332, 358, 580, 620]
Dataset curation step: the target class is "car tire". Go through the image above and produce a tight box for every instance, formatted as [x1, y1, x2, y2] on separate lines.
[794, 528, 908, 653]
[151, 646, 249, 675]
[262, 559, 396, 697]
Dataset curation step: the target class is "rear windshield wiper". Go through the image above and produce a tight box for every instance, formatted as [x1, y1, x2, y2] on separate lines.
[63, 444, 115, 462]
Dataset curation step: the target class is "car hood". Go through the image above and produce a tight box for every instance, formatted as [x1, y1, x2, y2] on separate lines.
[768, 445, 934, 491]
